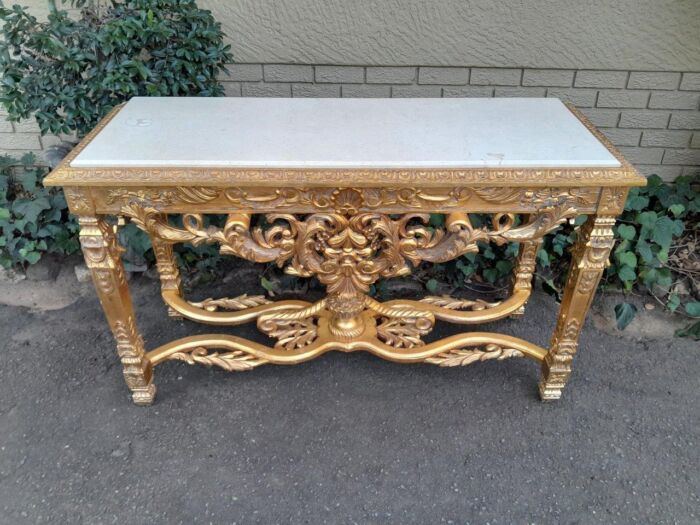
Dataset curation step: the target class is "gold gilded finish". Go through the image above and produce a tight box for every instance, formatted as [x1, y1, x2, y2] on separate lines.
[188, 294, 272, 312]
[419, 296, 502, 311]
[49, 102, 645, 404]
[539, 214, 618, 400]
[425, 344, 524, 366]
[78, 216, 155, 405]
[146, 331, 547, 367]
[121, 204, 574, 353]
[169, 347, 268, 371]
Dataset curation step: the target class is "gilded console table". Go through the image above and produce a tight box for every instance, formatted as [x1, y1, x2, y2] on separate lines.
[45, 97, 645, 405]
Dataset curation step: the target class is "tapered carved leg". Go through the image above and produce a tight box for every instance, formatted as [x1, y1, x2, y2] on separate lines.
[539, 215, 616, 400]
[79, 216, 156, 405]
[150, 224, 183, 318]
[510, 238, 542, 317]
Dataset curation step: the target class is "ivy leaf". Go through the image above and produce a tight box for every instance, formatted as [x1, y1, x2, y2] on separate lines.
[12, 197, 51, 224]
[455, 259, 474, 277]
[625, 193, 649, 211]
[541, 277, 561, 301]
[675, 320, 700, 340]
[668, 204, 685, 217]
[18, 169, 38, 192]
[616, 224, 636, 240]
[504, 242, 519, 257]
[671, 219, 684, 236]
[617, 251, 637, 268]
[637, 211, 657, 229]
[260, 277, 276, 294]
[614, 302, 638, 330]
[428, 214, 445, 228]
[666, 294, 681, 312]
[483, 268, 498, 283]
[656, 268, 673, 287]
[482, 246, 496, 260]
[635, 240, 654, 264]
[23, 250, 41, 264]
[425, 278, 438, 293]
[686, 302, 700, 318]
[0, 207, 9, 220]
[617, 265, 636, 282]
[495, 259, 513, 275]
[651, 216, 675, 250]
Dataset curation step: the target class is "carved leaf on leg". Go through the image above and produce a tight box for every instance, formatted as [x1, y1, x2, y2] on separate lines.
[425, 344, 524, 367]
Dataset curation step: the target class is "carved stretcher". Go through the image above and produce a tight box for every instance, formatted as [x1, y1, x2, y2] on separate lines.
[45, 97, 646, 405]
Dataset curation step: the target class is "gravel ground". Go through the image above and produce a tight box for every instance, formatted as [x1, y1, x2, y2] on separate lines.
[0, 275, 698, 524]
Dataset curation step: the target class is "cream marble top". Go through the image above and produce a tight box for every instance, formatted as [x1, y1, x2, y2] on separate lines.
[70, 97, 621, 169]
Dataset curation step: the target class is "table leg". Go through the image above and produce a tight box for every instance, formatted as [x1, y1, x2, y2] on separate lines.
[150, 221, 183, 318]
[78, 216, 156, 405]
[510, 238, 542, 316]
[539, 215, 616, 400]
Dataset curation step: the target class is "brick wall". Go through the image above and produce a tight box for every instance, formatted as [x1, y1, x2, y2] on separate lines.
[2, 65, 699, 181]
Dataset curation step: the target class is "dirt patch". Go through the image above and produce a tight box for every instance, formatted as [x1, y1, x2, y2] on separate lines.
[591, 290, 688, 340]
[0, 257, 91, 311]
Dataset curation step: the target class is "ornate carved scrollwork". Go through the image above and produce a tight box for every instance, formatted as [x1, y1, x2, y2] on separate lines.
[123, 203, 574, 300]
[106, 187, 221, 206]
[257, 301, 326, 351]
[121, 203, 578, 350]
[122, 204, 296, 266]
[99, 184, 602, 215]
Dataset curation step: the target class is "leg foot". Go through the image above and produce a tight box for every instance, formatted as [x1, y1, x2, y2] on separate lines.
[538, 354, 569, 401]
[538, 383, 562, 401]
[132, 384, 157, 405]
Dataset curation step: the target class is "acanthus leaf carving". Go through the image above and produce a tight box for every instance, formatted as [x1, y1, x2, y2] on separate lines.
[425, 344, 524, 366]
[169, 347, 266, 371]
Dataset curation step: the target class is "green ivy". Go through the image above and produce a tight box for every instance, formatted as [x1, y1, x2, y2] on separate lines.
[0, 0, 232, 138]
[0, 153, 79, 267]
[607, 175, 699, 335]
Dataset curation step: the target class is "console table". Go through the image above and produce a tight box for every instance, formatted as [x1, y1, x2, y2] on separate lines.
[45, 97, 646, 405]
